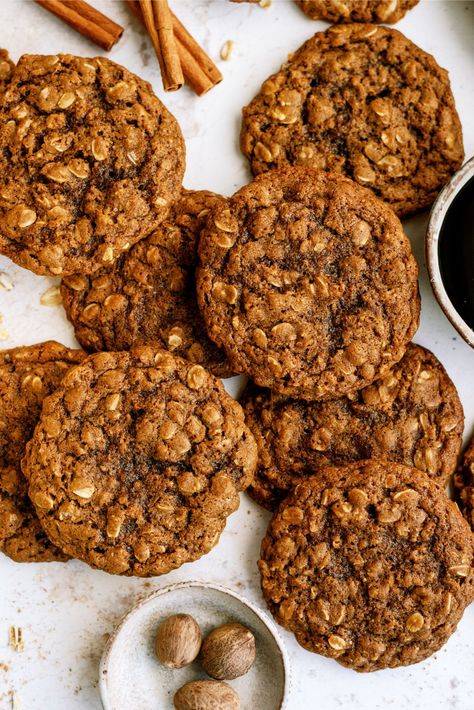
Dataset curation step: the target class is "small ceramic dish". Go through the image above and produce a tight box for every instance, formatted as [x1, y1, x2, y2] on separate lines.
[99, 581, 290, 710]
[426, 155, 474, 348]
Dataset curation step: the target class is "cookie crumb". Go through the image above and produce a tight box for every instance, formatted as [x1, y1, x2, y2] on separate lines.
[8, 627, 24, 653]
[0, 314, 9, 341]
[0, 272, 13, 291]
[11, 691, 22, 710]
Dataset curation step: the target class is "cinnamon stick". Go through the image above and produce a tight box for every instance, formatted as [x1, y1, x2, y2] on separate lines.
[139, 0, 169, 86]
[174, 41, 214, 96]
[128, 0, 221, 95]
[34, 0, 123, 51]
[153, 0, 184, 91]
[171, 11, 222, 87]
[140, 0, 183, 92]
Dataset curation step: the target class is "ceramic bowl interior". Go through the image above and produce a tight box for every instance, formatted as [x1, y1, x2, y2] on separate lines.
[426, 155, 474, 348]
[99, 581, 290, 710]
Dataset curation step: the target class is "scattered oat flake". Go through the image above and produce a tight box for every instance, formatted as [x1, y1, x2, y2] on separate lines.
[40, 285, 62, 307]
[11, 692, 22, 709]
[8, 627, 24, 653]
[0, 272, 13, 291]
[259, 0, 272, 7]
[0, 315, 9, 340]
[220, 40, 235, 62]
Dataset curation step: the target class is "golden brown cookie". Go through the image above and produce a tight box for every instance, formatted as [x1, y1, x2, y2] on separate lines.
[241, 24, 463, 217]
[242, 344, 464, 509]
[24, 348, 257, 577]
[61, 190, 232, 378]
[0, 54, 185, 276]
[259, 460, 474, 671]
[197, 167, 420, 400]
[0, 342, 85, 563]
[0, 49, 13, 90]
[296, 0, 419, 23]
[454, 435, 474, 532]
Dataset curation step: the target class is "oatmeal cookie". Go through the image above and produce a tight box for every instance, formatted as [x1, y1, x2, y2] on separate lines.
[24, 348, 257, 576]
[296, 0, 419, 24]
[0, 342, 85, 563]
[242, 343, 464, 509]
[454, 435, 474, 532]
[0, 49, 13, 90]
[197, 167, 420, 400]
[61, 190, 232, 377]
[259, 460, 474, 671]
[241, 24, 463, 216]
[0, 54, 185, 276]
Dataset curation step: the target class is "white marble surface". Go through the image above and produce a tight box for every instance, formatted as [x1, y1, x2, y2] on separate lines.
[0, 1, 473, 708]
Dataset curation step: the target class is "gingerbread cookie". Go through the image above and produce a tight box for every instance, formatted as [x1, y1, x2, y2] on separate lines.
[296, 0, 419, 24]
[24, 348, 257, 576]
[61, 190, 232, 378]
[259, 460, 474, 671]
[0, 342, 85, 563]
[454, 435, 474, 532]
[241, 24, 463, 216]
[197, 167, 419, 400]
[242, 343, 464, 509]
[0, 54, 185, 276]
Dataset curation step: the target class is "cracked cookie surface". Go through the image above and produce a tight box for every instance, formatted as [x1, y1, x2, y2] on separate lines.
[0, 54, 185, 276]
[24, 348, 257, 576]
[241, 24, 463, 216]
[0, 341, 85, 563]
[296, 0, 419, 23]
[259, 460, 474, 671]
[197, 167, 419, 400]
[242, 344, 464, 509]
[454, 436, 474, 533]
[61, 190, 232, 377]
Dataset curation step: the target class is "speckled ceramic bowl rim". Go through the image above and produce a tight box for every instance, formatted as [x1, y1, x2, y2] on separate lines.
[426, 155, 474, 349]
[99, 580, 292, 710]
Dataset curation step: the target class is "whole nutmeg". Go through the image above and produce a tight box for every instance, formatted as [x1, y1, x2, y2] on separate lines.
[173, 680, 240, 710]
[200, 622, 256, 680]
[155, 614, 202, 669]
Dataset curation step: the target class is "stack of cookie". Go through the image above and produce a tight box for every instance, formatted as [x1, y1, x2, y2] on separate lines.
[0, 341, 257, 576]
[0, 53, 259, 575]
[0, 17, 473, 675]
[233, 22, 473, 671]
[192, 162, 473, 669]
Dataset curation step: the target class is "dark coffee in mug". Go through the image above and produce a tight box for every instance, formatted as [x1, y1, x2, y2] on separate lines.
[438, 175, 474, 331]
